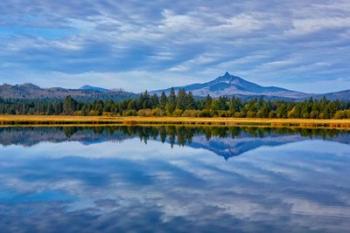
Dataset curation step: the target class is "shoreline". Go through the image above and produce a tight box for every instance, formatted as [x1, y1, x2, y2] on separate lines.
[0, 115, 350, 130]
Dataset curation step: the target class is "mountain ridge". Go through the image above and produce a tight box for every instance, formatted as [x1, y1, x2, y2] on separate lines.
[0, 83, 136, 101]
[151, 72, 310, 99]
[1, 72, 349, 101]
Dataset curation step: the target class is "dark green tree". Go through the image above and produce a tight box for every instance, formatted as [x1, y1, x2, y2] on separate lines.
[63, 96, 77, 115]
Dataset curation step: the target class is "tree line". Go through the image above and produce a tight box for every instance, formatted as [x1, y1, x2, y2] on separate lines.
[0, 88, 350, 119]
[60, 126, 347, 146]
[0, 126, 345, 148]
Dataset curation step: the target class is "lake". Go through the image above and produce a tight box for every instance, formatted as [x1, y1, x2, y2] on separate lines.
[0, 126, 349, 233]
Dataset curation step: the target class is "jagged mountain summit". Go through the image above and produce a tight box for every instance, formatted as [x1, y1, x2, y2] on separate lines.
[151, 72, 310, 99]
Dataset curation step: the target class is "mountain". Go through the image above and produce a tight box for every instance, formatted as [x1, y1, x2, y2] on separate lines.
[80, 85, 109, 93]
[0, 83, 136, 101]
[315, 90, 350, 101]
[1, 72, 349, 101]
[151, 72, 310, 99]
[187, 134, 305, 159]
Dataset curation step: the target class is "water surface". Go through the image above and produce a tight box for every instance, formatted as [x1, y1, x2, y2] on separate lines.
[0, 126, 349, 233]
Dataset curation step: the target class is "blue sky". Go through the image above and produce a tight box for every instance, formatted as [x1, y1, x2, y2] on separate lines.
[0, 0, 349, 93]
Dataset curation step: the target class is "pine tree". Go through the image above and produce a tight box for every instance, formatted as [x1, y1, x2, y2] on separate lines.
[176, 89, 187, 110]
[160, 91, 167, 110]
[185, 91, 195, 109]
[63, 96, 77, 115]
[151, 94, 160, 108]
[204, 94, 212, 110]
[167, 88, 177, 114]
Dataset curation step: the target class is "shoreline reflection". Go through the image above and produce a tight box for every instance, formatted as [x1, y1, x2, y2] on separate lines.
[0, 126, 349, 232]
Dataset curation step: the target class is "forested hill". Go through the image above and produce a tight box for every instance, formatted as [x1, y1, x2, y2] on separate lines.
[0, 90, 350, 119]
[0, 83, 135, 101]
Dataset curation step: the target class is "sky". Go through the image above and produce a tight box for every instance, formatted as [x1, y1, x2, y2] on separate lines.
[0, 0, 350, 93]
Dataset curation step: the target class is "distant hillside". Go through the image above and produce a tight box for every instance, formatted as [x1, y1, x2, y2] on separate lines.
[315, 90, 350, 101]
[80, 85, 110, 93]
[0, 83, 136, 101]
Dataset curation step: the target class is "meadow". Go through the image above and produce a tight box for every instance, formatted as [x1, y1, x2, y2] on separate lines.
[1, 115, 350, 130]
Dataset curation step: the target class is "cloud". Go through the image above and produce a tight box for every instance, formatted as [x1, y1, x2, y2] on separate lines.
[287, 17, 350, 36]
[0, 0, 349, 93]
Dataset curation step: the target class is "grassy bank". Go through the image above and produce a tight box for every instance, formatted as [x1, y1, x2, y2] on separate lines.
[0, 115, 350, 130]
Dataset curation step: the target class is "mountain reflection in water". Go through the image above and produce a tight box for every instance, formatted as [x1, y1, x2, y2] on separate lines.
[0, 126, 349, 233]
[0, 126, 349, 159]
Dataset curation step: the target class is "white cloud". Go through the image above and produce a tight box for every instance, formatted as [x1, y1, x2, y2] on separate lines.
[159, 9, 201, 32]
[0, 0, 350, 93]
[212, 14, 266, 34]
[288, 17, 350, 36]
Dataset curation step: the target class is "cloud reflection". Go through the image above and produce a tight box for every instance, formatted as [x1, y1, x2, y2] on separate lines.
[0, 128, 349, 232]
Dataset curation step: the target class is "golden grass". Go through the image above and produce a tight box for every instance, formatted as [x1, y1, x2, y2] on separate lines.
[0, 115, 350, 130]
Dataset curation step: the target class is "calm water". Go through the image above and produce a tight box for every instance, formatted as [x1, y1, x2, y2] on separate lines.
[0, 126, 349, 233]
